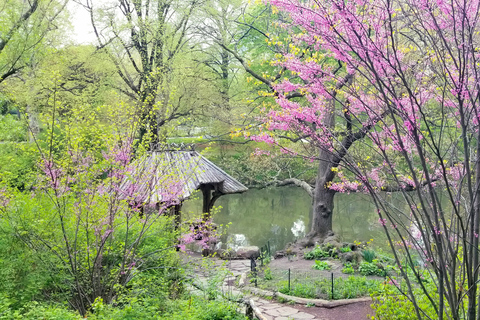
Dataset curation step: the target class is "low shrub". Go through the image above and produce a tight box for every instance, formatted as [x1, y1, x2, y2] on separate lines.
[371, 281, 448, 319]
[342, 263, 355, 274]
[304, 246, 330, 260]
[304, 245, 338, 260]
[362, 249, 376, 263]
[312, 260, 331, 270]
[359, 261, 386, 277]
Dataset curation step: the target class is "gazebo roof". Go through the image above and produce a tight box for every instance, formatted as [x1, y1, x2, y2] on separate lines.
[122, 150, 248, 204]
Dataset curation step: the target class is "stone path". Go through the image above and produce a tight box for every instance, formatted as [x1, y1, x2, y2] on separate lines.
[251, 297, 316, 320]
[183, 255, 319, 320]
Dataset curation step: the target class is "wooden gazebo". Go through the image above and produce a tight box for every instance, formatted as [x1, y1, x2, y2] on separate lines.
[122, 150, 248, 220]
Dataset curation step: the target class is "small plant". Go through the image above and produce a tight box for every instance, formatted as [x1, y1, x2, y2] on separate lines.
[313, 260, 331, 270]
[305, 245, 339, 260]
[362, 249, 376, 263]
[359, 261, 386, 277]
[340, 247, 352, 253]
[342, 263, 355, 274]
[306, 302, 315, 308]
[304, 246, 329, 260]
[264, 267, 273, 281]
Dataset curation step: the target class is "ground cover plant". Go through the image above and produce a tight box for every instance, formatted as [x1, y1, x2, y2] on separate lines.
[278, 276, 385, 300]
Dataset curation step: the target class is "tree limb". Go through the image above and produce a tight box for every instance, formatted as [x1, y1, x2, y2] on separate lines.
[250, 178, 314, 197]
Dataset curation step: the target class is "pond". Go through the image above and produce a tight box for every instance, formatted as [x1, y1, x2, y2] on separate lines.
[182, 186, 390, 253]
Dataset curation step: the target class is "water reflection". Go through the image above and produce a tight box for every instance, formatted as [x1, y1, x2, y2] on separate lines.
[182, 187, 389, 253]
[291, 220, 306, 237]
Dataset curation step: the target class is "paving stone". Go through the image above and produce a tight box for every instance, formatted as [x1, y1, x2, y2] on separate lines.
[261, 304, 282, 310]
[264, 309, 282, 317]
[275, 306, 299, 316]
[292, 312, 316, 319]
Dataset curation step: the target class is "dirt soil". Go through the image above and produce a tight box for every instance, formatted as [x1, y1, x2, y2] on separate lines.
[269, 256, 348, 278]
[294, 300, 375, 320]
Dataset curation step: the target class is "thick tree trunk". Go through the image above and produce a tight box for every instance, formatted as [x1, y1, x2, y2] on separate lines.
[310, 183, 335, 238]
[308, 90, 338, 239]
[308, 147, 336, 239]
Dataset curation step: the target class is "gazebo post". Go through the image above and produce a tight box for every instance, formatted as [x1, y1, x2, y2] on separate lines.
[200, 184, 224, 219]
[166, 202, 182, 228]
[173, 203, 182, 228]
[201, 184, 213, 217]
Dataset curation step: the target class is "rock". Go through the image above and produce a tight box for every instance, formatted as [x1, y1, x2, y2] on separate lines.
[275, 250, 286, 259]
[297, 238, 315, 248]
[323, 234, 341, 248]
[340, 251, 360, 263]
[236, 246, 260, 259]
[323, 234, 340, 244]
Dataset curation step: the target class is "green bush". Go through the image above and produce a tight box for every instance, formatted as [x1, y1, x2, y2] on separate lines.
[0, 142, 37, 190]
[264, 267, 273, 280]
[161, 297, 248, 320]
[342, 263, 355, 274]
[362, 249, 376, 263]
[0, 115, 26, 142]
[304, 245, 334, 260]
[359, 261, 386, 277]
[371, 281, 448, 319]
[312, 260, 331, 270]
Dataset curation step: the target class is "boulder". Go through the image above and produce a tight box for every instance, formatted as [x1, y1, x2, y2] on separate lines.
[236, 246, 260, 259]
[274, 250, 286, 259]
[340, 251, 361, 264]
[323, 234, 341, 248]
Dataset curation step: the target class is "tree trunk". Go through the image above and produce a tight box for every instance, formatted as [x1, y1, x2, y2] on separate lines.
[310, 183, 335, 238]
[308, 147, 336, 238]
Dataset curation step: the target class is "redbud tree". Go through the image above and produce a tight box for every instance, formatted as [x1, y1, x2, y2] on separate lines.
[257, 0, 480, 318]
[0, 102, 187, 316]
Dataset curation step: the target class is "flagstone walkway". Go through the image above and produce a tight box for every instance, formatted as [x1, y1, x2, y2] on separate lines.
[183, 255, 322, 320]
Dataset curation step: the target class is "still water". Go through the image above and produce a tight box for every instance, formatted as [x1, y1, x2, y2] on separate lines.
[182, 187, 389, 253]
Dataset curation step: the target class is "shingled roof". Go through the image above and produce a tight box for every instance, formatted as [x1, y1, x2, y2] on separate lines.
[122, 150, 248, 204]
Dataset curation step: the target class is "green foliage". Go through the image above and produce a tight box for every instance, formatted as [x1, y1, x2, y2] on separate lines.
[264, 267, 273, 281]
[304, 245, 338, 260]
[161, 297, 248, 320]
[304, 246, 330, 260]
[0, 142, 37, 190]
[342, 263, 355, 274]
[359, 261, 386, 277]
[0, 295, 247, 320]
[371, 281, 448, 319]
[0, 115, 26, 142]
[339, 246, 352, 253]
[0, 188, 182, 313]
[280, 276, 385, 300]
[312, 260, 331, 270]
[279, 282, 316, 299]
[362, 249, 376, 263]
